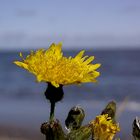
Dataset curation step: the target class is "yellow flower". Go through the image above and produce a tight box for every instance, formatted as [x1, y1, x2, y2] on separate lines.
[14, 42, 101, 88]
[90, 114, 120, 140]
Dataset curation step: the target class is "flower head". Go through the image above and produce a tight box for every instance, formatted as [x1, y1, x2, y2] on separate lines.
[90, 114, 120, 140]
[14, 42, 100, 87]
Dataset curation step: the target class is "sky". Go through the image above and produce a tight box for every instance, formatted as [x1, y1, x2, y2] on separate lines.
[0, 0, 140, 50]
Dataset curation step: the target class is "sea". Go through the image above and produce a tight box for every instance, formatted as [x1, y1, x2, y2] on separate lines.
[0, 49, 140, 139]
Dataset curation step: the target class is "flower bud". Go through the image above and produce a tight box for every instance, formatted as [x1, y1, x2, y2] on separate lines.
[45, 83, 64, 103]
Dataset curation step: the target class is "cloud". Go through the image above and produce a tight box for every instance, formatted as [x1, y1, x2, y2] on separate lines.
[15, 9, 37, 17]
[123, 4, 140, 14]
[0, 31, 140, 50]
[0, 31, 27, 48]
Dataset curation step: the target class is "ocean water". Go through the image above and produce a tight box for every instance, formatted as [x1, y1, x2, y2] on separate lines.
[0, 49, 140, 139]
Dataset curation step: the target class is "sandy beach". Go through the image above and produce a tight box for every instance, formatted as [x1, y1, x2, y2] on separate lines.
[0, 122, 133, 140]
[0, 137, 28, 140]
[0, 124, 43, 140]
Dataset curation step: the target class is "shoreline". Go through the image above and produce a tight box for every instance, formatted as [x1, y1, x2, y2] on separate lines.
[0, 122, 133, 140]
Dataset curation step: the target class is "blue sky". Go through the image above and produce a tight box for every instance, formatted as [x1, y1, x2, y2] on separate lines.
[0, 0, 140, 50]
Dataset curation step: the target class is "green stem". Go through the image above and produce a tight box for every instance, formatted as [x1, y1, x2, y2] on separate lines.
[50, 101, 55, 121]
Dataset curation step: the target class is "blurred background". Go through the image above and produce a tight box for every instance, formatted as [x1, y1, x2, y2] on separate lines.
[0, 0, 140, 139]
